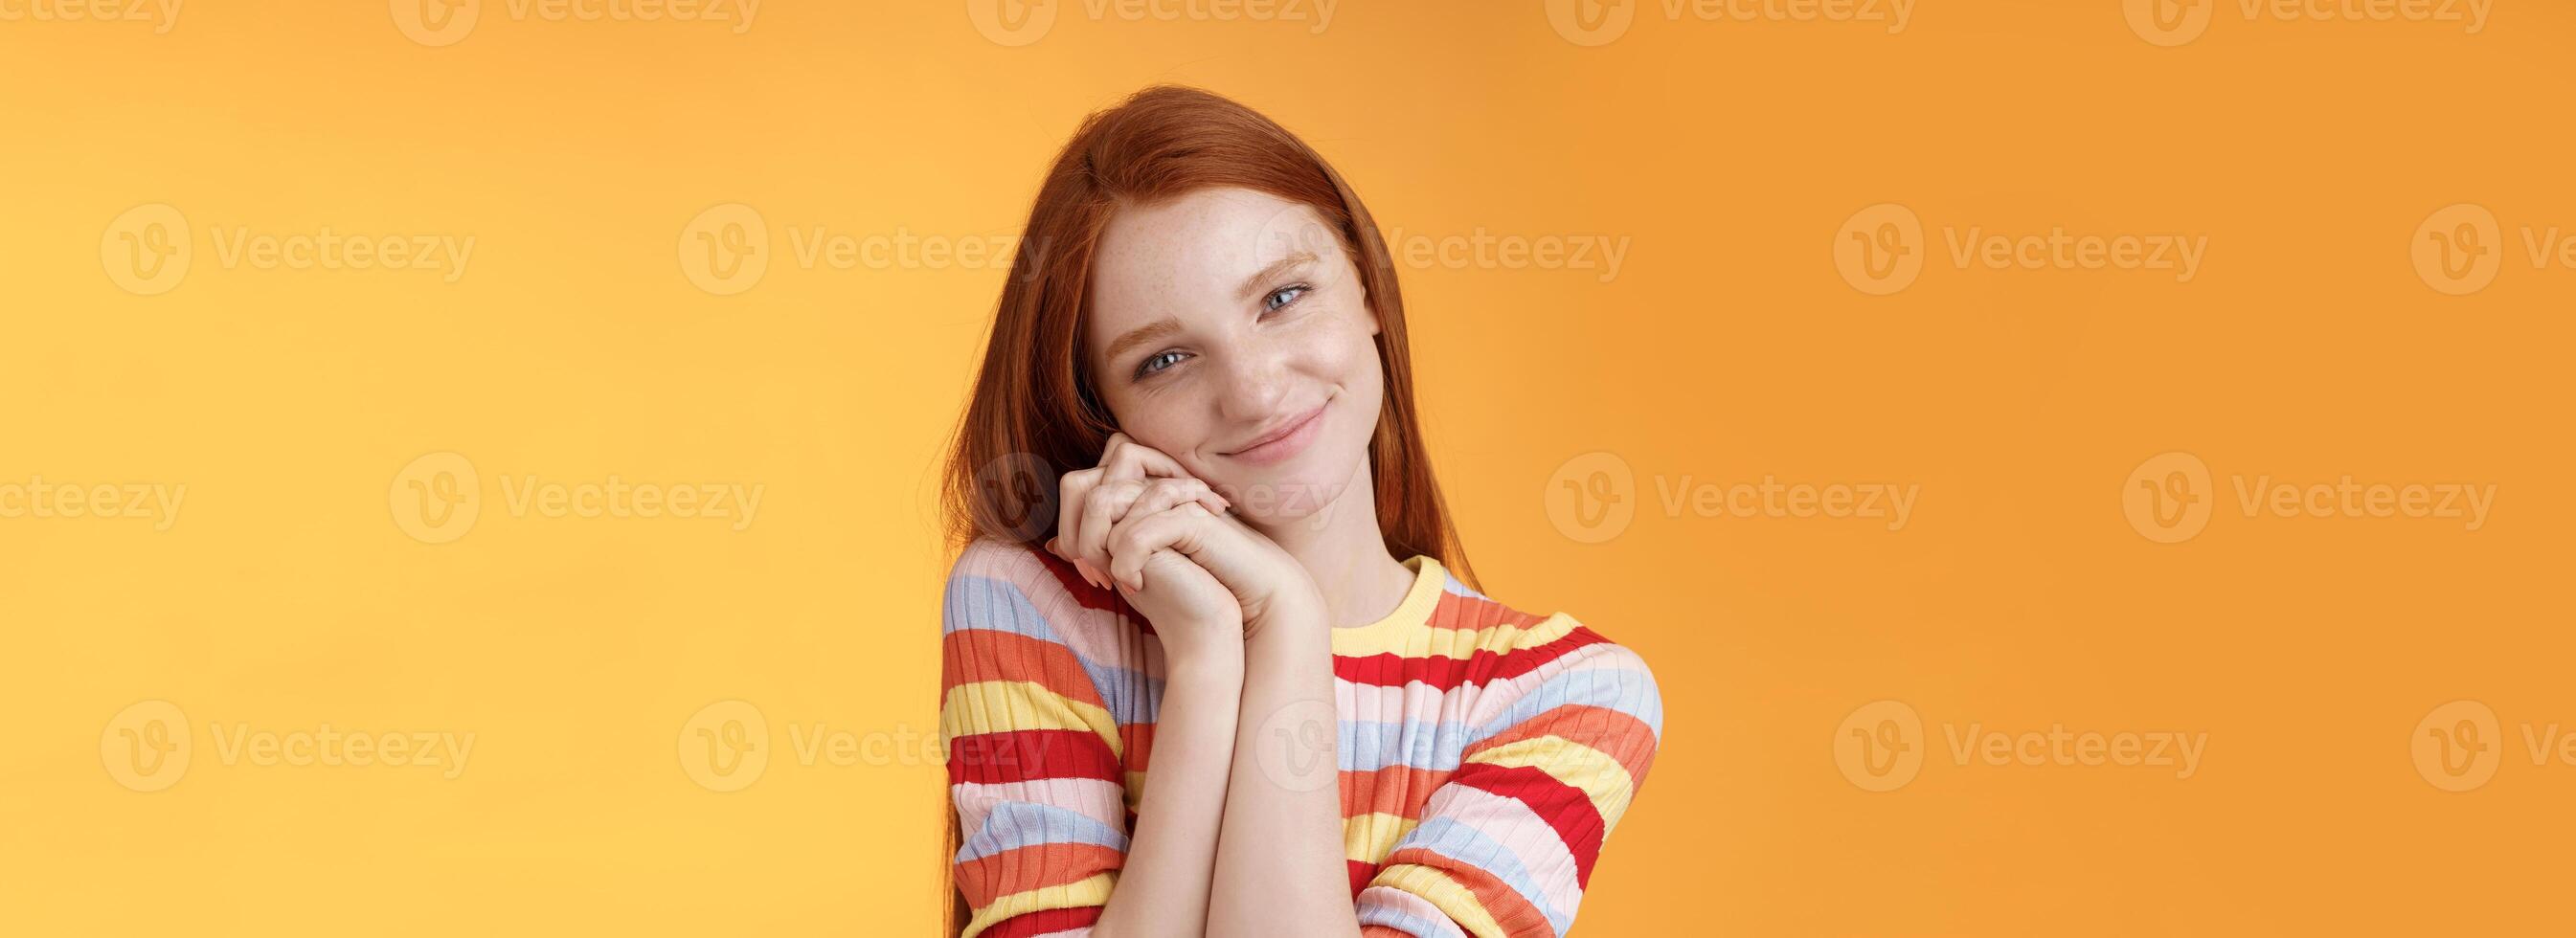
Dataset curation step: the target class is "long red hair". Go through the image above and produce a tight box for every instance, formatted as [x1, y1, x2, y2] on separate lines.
[933, 84, 1477, 934]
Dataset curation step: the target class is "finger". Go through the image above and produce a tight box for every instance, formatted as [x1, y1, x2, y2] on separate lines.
[1054, 466, 1104, 589]
[1128, 477, 1228, 525]
[1106, 505, 1205, 592]
[1099, 432, 1195, 486]
[1104, 434, 1229, 516]
[1075, 479, 1144, 575]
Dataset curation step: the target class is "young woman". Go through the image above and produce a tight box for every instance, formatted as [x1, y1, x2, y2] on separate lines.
[936, 86, 1662, 938]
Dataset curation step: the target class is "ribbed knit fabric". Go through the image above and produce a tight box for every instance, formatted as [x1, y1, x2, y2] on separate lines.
[939, 537, 1663, 938]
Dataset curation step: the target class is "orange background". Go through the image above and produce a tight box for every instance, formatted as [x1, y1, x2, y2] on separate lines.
[5, 1, 2573, 934]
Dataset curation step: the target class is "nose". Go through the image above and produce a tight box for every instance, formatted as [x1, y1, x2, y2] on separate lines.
[1213, 332, 1294, 427]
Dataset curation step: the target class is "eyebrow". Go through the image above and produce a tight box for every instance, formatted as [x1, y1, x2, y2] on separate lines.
[1100, 252, 1320, 366]
[1237, 251, 1317, 303]
[1102, 317, 1183, 365]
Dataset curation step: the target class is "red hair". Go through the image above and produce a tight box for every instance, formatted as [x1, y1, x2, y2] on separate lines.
[934, 84, 1478, 934]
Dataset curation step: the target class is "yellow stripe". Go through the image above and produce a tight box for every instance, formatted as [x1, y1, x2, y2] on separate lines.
[939, 680, 1122, 760]
[1465, 734, 1636, 823]
[961, 871, 1116, 938]
[1332, 610, 1582, 660]
[1344, 811, 1419, 863]
[1369, 863, 1507, 938]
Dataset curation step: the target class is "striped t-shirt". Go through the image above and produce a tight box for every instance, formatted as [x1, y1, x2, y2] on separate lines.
[939, 537, 1663, 938]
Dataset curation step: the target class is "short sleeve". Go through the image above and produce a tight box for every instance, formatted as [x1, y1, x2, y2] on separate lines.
[1353, 635, 1664, 938]
[940, 539, 1135, 938]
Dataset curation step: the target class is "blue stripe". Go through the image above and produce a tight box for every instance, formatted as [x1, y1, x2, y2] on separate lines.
[956, 801, 1128, 862]
[1470, 652, 1664, 744]
[1394, 816, 1572, 935]
[943, 569, 1162, 726]
[1340, 719, 1475, 772]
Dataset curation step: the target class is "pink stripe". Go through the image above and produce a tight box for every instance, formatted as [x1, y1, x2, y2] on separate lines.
[953, 776, 1127, 835]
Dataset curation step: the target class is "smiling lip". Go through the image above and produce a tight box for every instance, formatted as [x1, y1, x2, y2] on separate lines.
[1223, 401, 1328, 465]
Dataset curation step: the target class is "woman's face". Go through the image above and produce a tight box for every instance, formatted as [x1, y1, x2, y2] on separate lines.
[1084, 186, 1383, 522]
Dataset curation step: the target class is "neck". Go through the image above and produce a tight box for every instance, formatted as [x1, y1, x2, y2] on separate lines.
[1242, 455, 1419, 630]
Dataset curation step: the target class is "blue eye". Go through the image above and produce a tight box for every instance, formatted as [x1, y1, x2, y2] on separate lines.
[1135, 349, 1185, 378]
[1263, 284, 1309, 314]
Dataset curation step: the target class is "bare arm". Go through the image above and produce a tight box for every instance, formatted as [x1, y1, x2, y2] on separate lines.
[1089, 642, 1240, 938]
[1206, 595, 1365, 938]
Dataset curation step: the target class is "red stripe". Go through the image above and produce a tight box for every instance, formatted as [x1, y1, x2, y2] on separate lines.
[979, 904, 1102, 938]
[954, 842, 1125, 908]
[942, 630, 1106, 708]
[1333, 628, 1608, 691]
[1452, 762, 1608, 888]
[1425, 591, 1551, 635]
[1341, 764, 1455, 821]
[1381, 845, 1554, 937]
[947, 728, 1120, 785]
[1029, 547, 1156, 634]
[1347, 859, 1380, 897]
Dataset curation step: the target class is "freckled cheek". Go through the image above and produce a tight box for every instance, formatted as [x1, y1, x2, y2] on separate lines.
[1292, 303, 1376, 382]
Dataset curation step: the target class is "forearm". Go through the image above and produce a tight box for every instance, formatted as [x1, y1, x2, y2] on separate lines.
[1092, 648, 1242, 938]
[1207, 599, 1363, 938]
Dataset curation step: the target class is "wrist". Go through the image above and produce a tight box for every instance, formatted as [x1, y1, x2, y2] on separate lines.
[1242, 594, 1328, 661]
[1161, 631, 1246, 677]
[1244, 578, 1325, 636]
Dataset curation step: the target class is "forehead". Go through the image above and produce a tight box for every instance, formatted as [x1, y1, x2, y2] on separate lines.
[1088, 187, 1330, 324]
